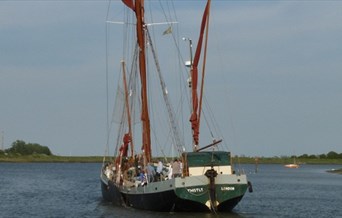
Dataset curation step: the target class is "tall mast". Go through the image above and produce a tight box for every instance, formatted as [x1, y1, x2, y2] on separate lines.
[122, 0, 151, 163]
[121, 61, 134, 157]
[190, 0, 211, 150]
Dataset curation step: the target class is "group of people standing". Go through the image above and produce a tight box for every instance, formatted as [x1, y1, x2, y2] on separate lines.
[104, 157, 184, 187]
[137, 158, 183, 184]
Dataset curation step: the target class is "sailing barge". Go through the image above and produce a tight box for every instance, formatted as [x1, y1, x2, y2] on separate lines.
[101, 0, 250, 212]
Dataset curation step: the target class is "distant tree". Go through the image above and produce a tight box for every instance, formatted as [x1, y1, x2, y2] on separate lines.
[318, 153, 327, 159]
[327, 151, 339, 159]
[299, 154, 309, 159]
[6, 140, 52, 155]
[309, 155, 317, 159]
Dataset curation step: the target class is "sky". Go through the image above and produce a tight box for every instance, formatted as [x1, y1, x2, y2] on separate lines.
[1, 0, 341, 157]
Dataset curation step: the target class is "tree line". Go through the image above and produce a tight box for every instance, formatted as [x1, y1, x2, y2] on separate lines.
[297, 151, 342, 159]
[1, 140, 52, 155]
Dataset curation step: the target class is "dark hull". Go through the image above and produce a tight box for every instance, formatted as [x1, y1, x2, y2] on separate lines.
[101, 179, 124, 206]
[101, 178, 245, 212]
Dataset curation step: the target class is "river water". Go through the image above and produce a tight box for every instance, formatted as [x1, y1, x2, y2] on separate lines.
[0, 162, 341, 218]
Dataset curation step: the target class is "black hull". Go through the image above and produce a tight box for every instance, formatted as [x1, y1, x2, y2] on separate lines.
[101, 179, 244, 212]
[101, 179, 124, 206]
[217, 195, 244, 212]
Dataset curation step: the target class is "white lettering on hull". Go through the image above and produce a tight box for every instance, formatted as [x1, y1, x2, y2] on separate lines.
[187, 188, 204, 193]
[221, 186, 235, 191]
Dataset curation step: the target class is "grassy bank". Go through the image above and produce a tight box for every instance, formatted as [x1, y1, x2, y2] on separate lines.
[0, 154, 103, 163]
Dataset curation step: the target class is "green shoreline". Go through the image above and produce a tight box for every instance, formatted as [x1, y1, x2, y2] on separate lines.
[1, 155, 342, 165]
[0, 155, 104, 163]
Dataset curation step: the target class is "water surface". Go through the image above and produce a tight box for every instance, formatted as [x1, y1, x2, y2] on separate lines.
[0, 163, 341, 217]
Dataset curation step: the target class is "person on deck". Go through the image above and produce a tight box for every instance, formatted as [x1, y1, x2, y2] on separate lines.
[172, 158, 181, 178]
[156, 160, 163, 181]
[168, 162, 173, 179]
[146, 163, 156, 183]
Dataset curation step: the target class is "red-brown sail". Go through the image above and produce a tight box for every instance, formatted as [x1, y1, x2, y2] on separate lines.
[122, 0, 135, 11]
[190, 0, 211, 148]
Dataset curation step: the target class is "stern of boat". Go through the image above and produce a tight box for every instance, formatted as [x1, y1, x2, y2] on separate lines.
[173, 173, 247, 212]
[171, 151, 249, 211]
